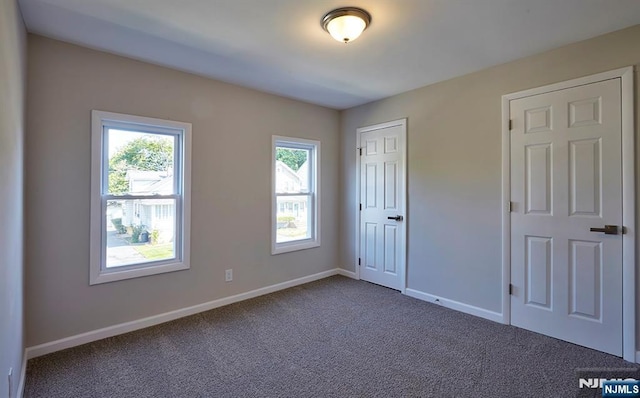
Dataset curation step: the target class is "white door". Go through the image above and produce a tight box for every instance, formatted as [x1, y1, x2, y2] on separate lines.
[510, 78, 623, 356]
[358, 120, 406, 291]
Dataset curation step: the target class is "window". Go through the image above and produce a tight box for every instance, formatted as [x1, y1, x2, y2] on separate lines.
[155, 204, 171, 219]
[90, 110, 191, 285]
[272, 136, 320, 254]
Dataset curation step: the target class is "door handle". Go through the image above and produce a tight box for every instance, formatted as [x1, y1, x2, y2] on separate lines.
[387, 215, 404, 221]
[589, 225, 618, 235]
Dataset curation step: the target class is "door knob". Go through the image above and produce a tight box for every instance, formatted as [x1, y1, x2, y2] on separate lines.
[387, 215, 404, 221]
[589, 225, 618, 235]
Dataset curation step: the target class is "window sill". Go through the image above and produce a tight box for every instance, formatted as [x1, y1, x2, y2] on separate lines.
[272, 240, 320, 255]
[89, 260, 189, 285]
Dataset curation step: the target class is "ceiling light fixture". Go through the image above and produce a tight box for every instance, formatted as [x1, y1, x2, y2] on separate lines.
[321, 7, 371, 44]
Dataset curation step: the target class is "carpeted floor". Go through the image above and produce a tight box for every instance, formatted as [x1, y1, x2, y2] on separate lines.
[25, 276, 636, 397]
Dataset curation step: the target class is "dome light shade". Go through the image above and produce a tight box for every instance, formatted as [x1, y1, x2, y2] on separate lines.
[322, 7, 371, 43]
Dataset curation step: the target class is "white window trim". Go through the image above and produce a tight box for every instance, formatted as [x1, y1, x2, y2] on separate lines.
[271, 135, 321, 255]
[90, 110, 192, 285]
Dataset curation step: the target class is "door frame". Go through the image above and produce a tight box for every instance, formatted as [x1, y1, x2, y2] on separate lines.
[355, 118, 408, 293]
[501, 66, 636, 362]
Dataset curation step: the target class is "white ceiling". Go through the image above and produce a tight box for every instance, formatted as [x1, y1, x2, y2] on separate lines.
[18, 0, 640, 109]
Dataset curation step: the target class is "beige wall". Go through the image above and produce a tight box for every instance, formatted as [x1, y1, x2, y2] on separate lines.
[340, 25, 640, 324]
[25, 35, 340, 346]
[0, 0, 26, 395]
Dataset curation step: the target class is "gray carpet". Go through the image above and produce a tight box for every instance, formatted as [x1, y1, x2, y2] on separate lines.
[25, 276, 636, 397]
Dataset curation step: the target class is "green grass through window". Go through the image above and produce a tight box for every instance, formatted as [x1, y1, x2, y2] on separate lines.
[133, 243, 174, 260]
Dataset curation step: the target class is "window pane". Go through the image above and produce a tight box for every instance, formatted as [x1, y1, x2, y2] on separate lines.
[276, 195, 312, 243]
[107, 129, 175, 195]
[106, 198, 176, 268]
[275, 147, 310, 193]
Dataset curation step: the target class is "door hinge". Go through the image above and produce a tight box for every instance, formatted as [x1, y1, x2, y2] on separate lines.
[359, 203, 362, 211]
[508, 119, 513, 130]
[509, 201, 513, 212]
[509, 284, 513, 295]
[359, 147, 362, 156]
[358, 258, 361, 266]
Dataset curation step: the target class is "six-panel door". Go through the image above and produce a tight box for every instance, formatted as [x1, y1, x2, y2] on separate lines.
[510, 79, 623, 356]
[360, 124, 405, 290]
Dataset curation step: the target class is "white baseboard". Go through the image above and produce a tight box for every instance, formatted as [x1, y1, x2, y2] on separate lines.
[17, 349, 26, 398]
[405, 288, 504, 324]
[336, 268, 357, 279]
[26, 268, 341, 360]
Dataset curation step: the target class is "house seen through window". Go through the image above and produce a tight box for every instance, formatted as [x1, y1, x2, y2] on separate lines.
[107, 130, 177, 267]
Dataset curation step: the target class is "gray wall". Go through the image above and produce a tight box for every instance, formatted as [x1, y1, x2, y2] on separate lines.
[340, 25, 640, 318]
[26, 36, 340, 346]
[0, 0, 26, 396]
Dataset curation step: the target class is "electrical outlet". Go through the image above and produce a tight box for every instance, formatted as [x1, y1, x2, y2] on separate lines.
[225, 269, 233, 282]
